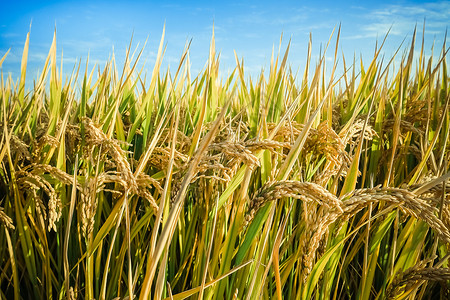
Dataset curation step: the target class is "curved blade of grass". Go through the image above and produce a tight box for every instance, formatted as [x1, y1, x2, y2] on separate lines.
[141, 25, 166, 148]
[276, 79, 332, 181]
[198, 195, 219, 300]
[244, 204, 275, 300]
[64, 155, 78, 298]
[18, 31, 29, 106]
[188, 79, 208, 157]
[409, 95, 449, 184]
[258, 201, 293, 299]
[139, 103, 228, 300]
[153, 98, 181, 300]
[163, 260, 253, 300]
[99, 196, 127, 300]
[0, 48, 10, 68]
[4, 227, 18, 300]
[5, 132, 39, 296]
[303, 205, 397, 300]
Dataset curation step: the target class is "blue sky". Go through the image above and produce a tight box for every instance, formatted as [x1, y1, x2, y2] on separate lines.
[0, 0, 449, 85]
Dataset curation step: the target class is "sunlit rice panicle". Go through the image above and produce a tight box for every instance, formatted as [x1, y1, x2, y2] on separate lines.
[300, 204, 344, 281]
[68, 287, 77, 300]
[342, 186, 450, 243]
[159, 127, 191, 151]
[192, 138, 286, 185]
[80, 174, 98, 238]
[387, 265, 450, 299]
[63, 122, 82, 158]
[195, 158, 234, 183]
[47, 191, 61, 232]
[209, 141, 260, 168]
[341, 118, 377, 146]
[32, 134, 59, 160]
[305, 121, 346, 165]
[382, 119, 424, 137]
[268, 121, 303, 145]
[246, 180, 343, 224]
[15, 173, 47, 221]
[15, 167, 62, 231]
[404, 94, 429, 124]
[27, 163, 77, 186]
[0, 207, 14, 229]
[82, 117, 138, 192]
[244, 139, 290, 155]
[78, 170, 145, 238]
[149, 146, 188, 170]
[312, 155, 351, 185]
[267, 120, 350, 174]
[136, 173, 162, 210]
[298, 182, 450, 281]
[215, 119, 250, 143]
[13, 163, 79, 231]
[305, 121, 352, 184]
[331, 98, 347, 130]
[9, 134, 31, 162]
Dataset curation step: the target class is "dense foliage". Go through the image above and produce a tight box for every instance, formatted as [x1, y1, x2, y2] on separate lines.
[0, 27, 449, 299]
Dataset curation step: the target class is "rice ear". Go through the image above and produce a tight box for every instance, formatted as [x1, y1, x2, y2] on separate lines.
[139, 102, 229, 300]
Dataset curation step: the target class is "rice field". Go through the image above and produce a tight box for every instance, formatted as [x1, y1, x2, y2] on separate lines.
[0, 26, 449, 299]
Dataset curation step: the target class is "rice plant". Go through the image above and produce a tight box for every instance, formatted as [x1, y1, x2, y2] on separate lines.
[0, 25, 449, 299]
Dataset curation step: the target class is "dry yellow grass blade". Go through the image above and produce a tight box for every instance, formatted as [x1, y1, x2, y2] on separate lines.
[154, 246, 170, 300]
[276, 85, 332, 181]
[149, 109, 180, 258]
[258, 201, 294, 299]
[43, 88, 74, 164]
[139, 103, 229, 300]
[153, 102, 181, 300]
[409, 95, 449, 185]
[245, 205, 276, 300]
[0, 88, 12, 164]
[412, 171, 450, 195]
[163, 260, 254, 300]
[99, 195, 127, 300]
[106, 37, 147, 140]
[64, 154, 78, 298]
[0, 48, 10, 68]
[385, 67, 403, 187]
[188, 80, 208, 157]
[125, 190, 134, 300]
[197, 195, 219, 300]
[4, 226, 18, 300]
[18, 31, 29, 105]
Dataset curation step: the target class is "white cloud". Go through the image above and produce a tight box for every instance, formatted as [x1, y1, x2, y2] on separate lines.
[346, 1, 450, 40]
[1, 32, 21, 39]
[29, 52, 48, 62]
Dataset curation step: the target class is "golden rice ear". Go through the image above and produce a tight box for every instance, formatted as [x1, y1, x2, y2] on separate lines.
[1, 24, 449, 300]
[0, 207, 14, 229]
[387, 265, 450, 298]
